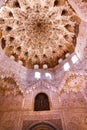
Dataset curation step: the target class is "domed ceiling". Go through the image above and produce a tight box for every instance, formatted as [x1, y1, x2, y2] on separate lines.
[0, 0, 81, 69]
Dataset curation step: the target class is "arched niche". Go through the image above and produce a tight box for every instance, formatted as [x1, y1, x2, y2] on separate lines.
[29, 122, 57, 130]
[34, 93, 50, 111]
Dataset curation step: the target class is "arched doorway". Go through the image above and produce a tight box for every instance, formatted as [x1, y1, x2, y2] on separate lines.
[29, 122, 57, 130]
[34, 93, 50, 111]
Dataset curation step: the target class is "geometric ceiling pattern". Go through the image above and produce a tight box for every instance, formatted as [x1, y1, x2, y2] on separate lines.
[0, 0, 81, 69]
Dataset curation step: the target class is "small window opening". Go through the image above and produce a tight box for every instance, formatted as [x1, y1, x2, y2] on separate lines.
[71, 55, 78, 64]
[34, 93, 50, 111]
[64, 62, 70, 71]
[35, 72, 41, 79]
[45, 73, 52, 79]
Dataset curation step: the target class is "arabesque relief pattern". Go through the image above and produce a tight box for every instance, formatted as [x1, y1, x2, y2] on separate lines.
[0, 0, 81, 68]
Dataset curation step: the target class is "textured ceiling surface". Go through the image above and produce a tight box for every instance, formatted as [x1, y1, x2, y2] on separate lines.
[0, 0, 81, 69]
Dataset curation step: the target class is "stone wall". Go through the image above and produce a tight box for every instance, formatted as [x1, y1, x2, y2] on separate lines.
[0, 83, 87, 130]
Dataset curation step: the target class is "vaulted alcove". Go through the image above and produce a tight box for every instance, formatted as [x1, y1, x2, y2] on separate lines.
[29, 122, 57, 130]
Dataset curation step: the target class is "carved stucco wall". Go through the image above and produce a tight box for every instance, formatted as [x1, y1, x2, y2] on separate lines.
[0, 0, 87, 130]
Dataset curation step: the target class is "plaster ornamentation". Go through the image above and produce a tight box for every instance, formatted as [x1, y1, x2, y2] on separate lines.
[0, 0, 81, 68]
